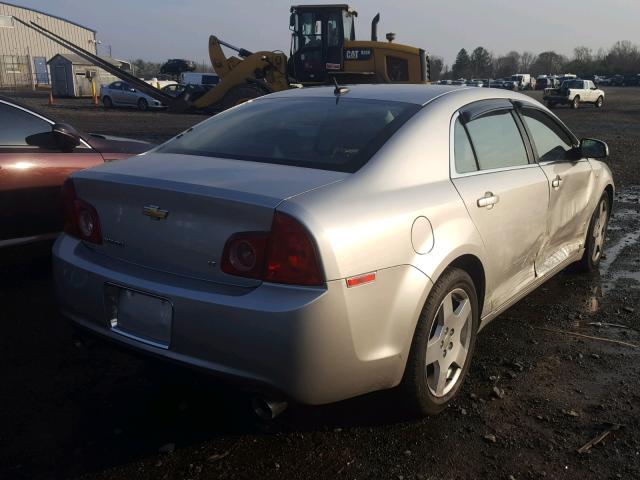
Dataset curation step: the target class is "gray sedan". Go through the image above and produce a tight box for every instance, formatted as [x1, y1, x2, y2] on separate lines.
[53, 84, 613, 416]
[100, 81, 165, 111]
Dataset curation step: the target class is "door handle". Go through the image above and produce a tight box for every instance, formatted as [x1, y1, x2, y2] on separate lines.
[552, 175, 563, 189]
[477, 191, 499, 209]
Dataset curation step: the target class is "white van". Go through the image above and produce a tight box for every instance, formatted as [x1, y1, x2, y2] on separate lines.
[179, 72, 220, 86]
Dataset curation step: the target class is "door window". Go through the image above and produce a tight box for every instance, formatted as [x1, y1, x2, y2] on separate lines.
[465, 110, 529, 170]
[0, 103, 50, 146]
[453, 118, 477, 174]
[521, 109, 574, 162]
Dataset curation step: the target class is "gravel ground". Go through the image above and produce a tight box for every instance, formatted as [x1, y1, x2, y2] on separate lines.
[0, 87, 639, 480]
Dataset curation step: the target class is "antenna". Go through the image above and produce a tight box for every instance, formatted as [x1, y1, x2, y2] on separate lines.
[333, 76, 349, 95]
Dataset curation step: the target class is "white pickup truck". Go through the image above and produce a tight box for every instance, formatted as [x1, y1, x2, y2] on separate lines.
[543, 79, 604, 109]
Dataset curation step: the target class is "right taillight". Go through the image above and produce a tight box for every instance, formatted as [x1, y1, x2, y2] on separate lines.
[221, 212, 324, 286]
[61, 179, 102, 244]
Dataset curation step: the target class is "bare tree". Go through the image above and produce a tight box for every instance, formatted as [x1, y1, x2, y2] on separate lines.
[520, 51, 536, 72]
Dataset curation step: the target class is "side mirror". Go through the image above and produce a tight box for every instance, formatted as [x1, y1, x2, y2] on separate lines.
[289, 12, 295, 29]
[52, 123, 81, 152]
[581, 138, 609, 159]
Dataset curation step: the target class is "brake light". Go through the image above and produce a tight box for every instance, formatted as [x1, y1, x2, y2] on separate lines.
[61, 179, 102, 244]
[221, 212, 324, 286]
[265, 212, 323, 286]
[220, 232, 269, 279]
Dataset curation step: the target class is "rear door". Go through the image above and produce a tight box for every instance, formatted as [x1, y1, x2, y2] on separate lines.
[120, 83, 136, 105]
[451, 100, 550, 311]
[0, 101, 103, 246]
[517, 107, 594, 276]
[107, 81, 124, 104]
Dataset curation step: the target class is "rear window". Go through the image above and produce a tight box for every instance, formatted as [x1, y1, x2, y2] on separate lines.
[157, 97, 420, 172]
[563, 80, 582, 89]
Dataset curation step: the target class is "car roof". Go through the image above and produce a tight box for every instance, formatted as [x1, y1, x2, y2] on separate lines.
[265, 84, 543, 110]
[265, 84, 468, 105]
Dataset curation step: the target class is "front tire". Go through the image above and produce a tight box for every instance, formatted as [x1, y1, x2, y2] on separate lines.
[595, 96, 604, 108]
[574, 193, 610, 272]
[137, 98, 149, 111]
[401, 267, 479, 416]
[102, 96, 113, 109]
[572, 96, 581, 109]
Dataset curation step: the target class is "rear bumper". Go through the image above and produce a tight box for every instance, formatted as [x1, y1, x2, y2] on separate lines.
[53, 235, 431, 405]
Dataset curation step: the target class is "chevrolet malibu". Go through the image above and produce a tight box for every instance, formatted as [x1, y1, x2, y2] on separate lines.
[53, 85, 613, 416]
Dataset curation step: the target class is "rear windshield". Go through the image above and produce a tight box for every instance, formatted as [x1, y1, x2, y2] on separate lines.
[156, 97, 420, 172]
[563, 80, 582, 89]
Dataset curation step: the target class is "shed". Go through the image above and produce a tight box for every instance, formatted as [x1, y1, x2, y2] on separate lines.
[47, 54, 126, 97]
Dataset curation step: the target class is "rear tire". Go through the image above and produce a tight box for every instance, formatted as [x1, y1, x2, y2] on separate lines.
[572, 96, 580, 109]
[595, 96, 604, 108]
[137, 98, 149, 111]
[102, 96, 113, 109]
[400, 267, 479, 416]
[220, 83, 266, 111]
[574, 193, 610, 273]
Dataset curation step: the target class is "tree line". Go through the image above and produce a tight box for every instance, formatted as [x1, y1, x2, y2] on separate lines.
[429, 40, 640, 80]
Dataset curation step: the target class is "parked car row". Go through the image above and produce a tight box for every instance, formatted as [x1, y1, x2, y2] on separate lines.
[596, 74, 640, 86]
[435, 78, 519, 90]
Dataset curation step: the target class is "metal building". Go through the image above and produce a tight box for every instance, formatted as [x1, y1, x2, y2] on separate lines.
[0, 2, 97, 88]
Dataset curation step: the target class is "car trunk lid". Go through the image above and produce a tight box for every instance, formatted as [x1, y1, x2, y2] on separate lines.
[72, 153, 347, 287]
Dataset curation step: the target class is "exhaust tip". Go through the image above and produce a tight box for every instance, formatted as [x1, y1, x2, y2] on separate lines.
[252, 396, 288, 420]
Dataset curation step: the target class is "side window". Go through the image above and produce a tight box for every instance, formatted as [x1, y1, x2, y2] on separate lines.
[465, 110, 529, 170]
[454, 118, 477, 174]
[0, 103, 50, 146]
[521, 109, 574, 162]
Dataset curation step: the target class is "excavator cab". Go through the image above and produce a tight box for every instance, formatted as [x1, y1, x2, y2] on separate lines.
[288, 4, 357, 84]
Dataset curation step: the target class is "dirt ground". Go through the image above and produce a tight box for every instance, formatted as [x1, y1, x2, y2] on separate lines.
[1, 88, 639, 480]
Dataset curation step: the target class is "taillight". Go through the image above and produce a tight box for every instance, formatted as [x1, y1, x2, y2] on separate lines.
[265, 212, 323, 286]
[220, 232, 269, 279]
[221, 212, 324, 286]
[61, 179, 102, 244]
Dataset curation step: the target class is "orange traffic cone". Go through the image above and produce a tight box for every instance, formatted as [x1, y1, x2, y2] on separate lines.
[93, 94, 99, 106]
[48, 91, 54, 105]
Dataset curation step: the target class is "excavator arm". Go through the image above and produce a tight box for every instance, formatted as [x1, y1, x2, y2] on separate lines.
[191, 36, 289, 110]
[15, 18, 289, 113]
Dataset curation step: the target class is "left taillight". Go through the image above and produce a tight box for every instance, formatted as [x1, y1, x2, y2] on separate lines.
[221, 212, 324, 286]
[61, 179, 102, 244]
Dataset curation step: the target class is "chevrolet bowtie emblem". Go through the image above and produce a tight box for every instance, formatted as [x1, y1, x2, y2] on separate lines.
[142, 205, 169, 220]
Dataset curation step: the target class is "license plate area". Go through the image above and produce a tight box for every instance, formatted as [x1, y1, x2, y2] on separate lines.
[104, 283, 173, 349]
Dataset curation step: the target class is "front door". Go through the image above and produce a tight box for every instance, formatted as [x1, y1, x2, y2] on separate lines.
[33, 57, 49, 84]
[517, 107, 595, 276]
[451, 105, 549, 310]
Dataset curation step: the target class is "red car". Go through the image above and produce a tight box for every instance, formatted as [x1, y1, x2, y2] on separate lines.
[0, 95, 153, 249]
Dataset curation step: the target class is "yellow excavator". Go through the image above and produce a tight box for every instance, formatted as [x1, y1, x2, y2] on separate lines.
[17, 5, 430, 113]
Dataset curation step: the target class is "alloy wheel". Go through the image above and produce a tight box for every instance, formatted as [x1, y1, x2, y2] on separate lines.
[425, 288, 473, 397]
[591, 198, 608, 263]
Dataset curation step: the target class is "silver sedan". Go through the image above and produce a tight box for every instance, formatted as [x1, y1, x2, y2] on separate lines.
[53, 84, 613, 416]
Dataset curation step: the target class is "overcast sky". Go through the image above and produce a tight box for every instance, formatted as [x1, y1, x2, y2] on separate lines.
[13, 0, 640, 66]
